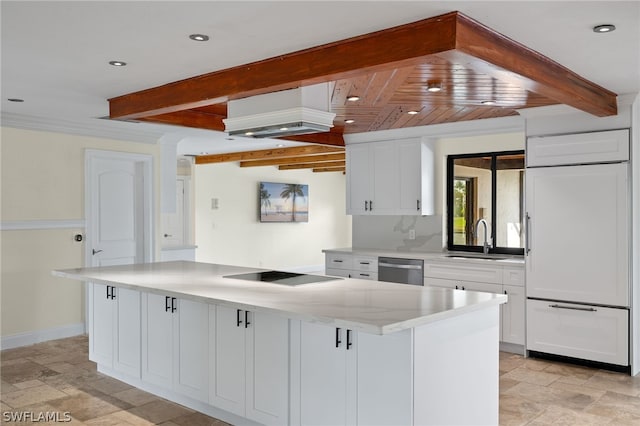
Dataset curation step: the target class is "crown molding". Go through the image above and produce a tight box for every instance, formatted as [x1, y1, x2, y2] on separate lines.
[0, 112, 168, 144]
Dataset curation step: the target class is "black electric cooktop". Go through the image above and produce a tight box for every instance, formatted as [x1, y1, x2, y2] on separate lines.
[224, 270, 342, 286]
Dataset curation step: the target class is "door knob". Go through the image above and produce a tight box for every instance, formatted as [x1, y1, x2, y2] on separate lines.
[92, 249, 103, 255]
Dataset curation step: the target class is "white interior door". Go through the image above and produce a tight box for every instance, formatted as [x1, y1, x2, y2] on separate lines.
[86, 150, 153, 267]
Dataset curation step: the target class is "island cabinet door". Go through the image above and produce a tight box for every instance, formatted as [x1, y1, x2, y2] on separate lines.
[173, 298, 209, 402]
[245, 311, 290, 425]
[210, 305, 290, 426]
[210, 305, 246, 415]
[141, 292, 174, 389]
[90, 283, 140, 378]
[90, 283, 115, 367]
[299, 322, 353, 426]
[142, 293, 209, 401]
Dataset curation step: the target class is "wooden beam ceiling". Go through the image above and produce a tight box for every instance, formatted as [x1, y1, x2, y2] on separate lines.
[194, 144, 346, 173]
[109, 11, 617, 137]
[195, 145, 343, 165]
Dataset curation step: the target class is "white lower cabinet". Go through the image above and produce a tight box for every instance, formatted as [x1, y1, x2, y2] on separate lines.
[502, 285, 525, 345]
[210, 305, 289, 426]
[141, 293, 209, 402]
[299, 322, 412, 426]
[325, 253, 378, 280]
[527, 299, 629, 366]
[424, 261, 525, 347]
[90, 283, 141, 377]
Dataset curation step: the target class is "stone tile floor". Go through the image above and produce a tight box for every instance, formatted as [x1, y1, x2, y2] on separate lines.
[1, 335, 639, 425]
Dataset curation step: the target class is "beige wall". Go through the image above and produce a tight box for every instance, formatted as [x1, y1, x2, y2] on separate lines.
[194, 162, 351, 270]
[1, 127, 160, 338]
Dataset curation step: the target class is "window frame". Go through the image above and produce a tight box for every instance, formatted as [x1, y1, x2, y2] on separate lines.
[446, 150, 525, 256]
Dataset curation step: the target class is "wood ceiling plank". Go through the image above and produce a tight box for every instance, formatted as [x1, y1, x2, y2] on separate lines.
[109, 12, 459, 120]
[195, 145, 343, 165]
[279, 160, 346, 170]
[240, 152, 345, 167]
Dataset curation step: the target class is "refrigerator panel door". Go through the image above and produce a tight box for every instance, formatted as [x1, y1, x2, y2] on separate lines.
[525, 163, 629, 307]
[526, 299, 629, 366]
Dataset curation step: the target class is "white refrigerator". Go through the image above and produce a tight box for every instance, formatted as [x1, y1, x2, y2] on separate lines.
[525, 129, 630, 367]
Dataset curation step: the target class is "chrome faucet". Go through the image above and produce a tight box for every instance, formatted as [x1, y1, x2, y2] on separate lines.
[475, 219, 492, 254]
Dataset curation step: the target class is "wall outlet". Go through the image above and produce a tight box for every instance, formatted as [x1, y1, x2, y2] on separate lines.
[409, 229, 416, 240]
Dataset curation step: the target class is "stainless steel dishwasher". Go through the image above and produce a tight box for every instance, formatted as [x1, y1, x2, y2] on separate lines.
[378, 257, 424, 285]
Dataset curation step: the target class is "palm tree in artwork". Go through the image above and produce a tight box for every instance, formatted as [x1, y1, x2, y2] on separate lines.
[260, 183, 271, 216]
[280, 184, 305, 221]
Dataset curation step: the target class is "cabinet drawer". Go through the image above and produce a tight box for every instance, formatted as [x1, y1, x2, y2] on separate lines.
[424, 277, 501, 293]
[352, 256, 377, 272]
[424, 261, 502, 284]
[503, 266, 525, 286]
[325, 268, 352, 278]
[352, 271, 378, 281]
[325, 253, 353, 270]
[526, 299, 629, 366]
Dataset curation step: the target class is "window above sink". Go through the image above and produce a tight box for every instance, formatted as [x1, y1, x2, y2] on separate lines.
[446, 150, 525, 256]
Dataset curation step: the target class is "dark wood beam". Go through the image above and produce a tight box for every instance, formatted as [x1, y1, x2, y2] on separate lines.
[139, 110, 225, 132]
[279, 161, 345, 170]
[440, 13, 617, 116]
[313, 167, 346, 173]
[109, 12, 458, 119]
[195, 145, 343, 165]
[240, 153, 345, 167]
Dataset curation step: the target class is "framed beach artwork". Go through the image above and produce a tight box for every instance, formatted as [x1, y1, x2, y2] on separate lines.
[259, 182, 309, 222]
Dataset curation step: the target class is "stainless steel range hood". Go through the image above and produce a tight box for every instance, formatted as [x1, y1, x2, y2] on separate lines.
[223, 83, 336, 138]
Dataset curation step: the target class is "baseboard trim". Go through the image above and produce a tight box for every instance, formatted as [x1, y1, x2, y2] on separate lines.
[1, 323, 86, 350]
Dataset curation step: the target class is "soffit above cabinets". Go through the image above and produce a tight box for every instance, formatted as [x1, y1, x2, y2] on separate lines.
[109, 11, 617, 152]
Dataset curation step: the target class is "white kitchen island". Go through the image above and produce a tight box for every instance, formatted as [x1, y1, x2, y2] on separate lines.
[54, 261, 507, 426]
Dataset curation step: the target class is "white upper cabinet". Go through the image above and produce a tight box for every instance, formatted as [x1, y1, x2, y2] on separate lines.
[527, 129, 629, 167]
[346, 138, 434, 216]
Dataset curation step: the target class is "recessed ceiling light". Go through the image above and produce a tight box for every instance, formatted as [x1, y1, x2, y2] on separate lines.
[426, 82, 442, 92]
[276, 144, 285, 148]
[200, 152, 209, 155]
[279, 127, 289, 131]
[189, 34, 210, 42]
[481, 100, 496, 106]
[109, 60, 127, 67]
[593, 24, 616, 33]
[347, 95, 360, 101]
[407, 110, 419, 115]
[7, 98, 24, 102]
[245, 131, 254, 136]
[345, 119, 355, 124]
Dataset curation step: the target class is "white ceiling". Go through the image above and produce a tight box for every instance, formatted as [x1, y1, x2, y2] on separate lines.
[2, 1, 639, 155]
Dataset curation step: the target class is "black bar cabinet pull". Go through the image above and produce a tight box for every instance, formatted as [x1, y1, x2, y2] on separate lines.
[171, 297, 177, 313]
[244, 310, 250, 328]
[236, 309, 243, 327]
[106, 285, 111, 300]
[165, 296, 170, 312]
[364, 201, 368, 211]
[335, 328, 342, 348]
[369, 200, 373, 210]
[111, 287, 116, 300]
[346, 330, 353, 350]
[417, 199, 420, 211]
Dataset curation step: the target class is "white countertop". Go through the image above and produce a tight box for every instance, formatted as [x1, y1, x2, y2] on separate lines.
[323, 247, 525, 266]
[53, 261, 507, 335]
